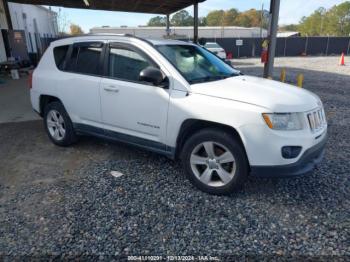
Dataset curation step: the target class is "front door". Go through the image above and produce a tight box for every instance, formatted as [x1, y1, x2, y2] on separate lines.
[100, 42, 170, 145]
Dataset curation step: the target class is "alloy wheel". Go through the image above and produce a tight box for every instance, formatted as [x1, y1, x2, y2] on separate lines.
[46, 109, 66, 141]
[190, 141, 236, 187]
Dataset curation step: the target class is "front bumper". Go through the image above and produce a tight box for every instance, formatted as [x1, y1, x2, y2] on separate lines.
[250, 134, 327, 178]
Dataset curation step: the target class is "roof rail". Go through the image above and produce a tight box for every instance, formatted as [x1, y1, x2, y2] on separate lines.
[86, 33, 135, 37]
[86, 33, 155, 46]
[54, 33, 156, 47]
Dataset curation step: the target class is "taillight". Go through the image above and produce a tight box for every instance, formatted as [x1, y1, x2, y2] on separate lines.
[28, 71, 33, 89]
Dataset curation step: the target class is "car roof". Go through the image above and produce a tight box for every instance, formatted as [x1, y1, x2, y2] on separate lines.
[51, 34, 194, 47]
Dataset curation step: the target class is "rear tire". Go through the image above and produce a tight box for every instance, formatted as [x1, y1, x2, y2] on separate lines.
[181, 128, 248, 195]
[43, 101, 77, 147]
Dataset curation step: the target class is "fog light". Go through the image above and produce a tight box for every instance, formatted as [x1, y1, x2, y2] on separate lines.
[281, 146, 302, 159]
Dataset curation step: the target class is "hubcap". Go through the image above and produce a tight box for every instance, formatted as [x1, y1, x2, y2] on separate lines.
[190, 141, 236, 187]
[47, 110, 66, 141]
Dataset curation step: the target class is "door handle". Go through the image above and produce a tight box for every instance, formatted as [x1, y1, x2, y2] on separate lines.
[104, 86, 119, 93]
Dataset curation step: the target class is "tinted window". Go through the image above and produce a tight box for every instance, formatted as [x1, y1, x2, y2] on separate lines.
[66, 43, 103, 75]
[108, 46, 153, 82]
[53, 45, 69, 70]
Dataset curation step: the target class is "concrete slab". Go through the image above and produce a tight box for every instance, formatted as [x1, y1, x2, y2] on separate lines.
[0, 76, 40, 123]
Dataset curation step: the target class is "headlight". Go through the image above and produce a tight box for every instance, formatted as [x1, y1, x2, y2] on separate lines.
[262, 113, 303, 130]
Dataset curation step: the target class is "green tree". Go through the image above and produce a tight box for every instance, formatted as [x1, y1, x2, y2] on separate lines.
[279, 24, 299, 32]
[325, 2, 350, 36]
[223, 8, 239, 26]
[198, 17, 207, 26]
[207, 10, 225, 26]
[298, 7, 327, 36]
[234, 13, 251, 27]
[298, 2, 350, 36]
[234, 9, 261, 27]
[147, 11, 208, 27]
[147, 16, 166, 26]
[171, 10, 193, 26]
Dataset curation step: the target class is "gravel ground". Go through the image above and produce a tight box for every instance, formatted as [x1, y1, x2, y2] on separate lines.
[0, 56, 349, 260]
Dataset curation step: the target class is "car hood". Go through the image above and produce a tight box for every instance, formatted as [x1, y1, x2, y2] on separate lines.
[190, 75, 320, 112]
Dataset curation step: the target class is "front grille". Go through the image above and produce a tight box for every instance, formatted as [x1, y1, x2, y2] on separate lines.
[307, 108, 326, 132]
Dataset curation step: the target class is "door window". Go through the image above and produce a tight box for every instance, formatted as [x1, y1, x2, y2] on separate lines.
[108, 45, 155, 83]
[65, 43, 103, 75]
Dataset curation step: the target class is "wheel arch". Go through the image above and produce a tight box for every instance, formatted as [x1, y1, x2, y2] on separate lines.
[175, 119, 249, 164]
[39, 95, 62, 117]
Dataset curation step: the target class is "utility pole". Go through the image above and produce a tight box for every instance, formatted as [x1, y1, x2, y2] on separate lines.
[263, 0, 280, 78]
[166, 14, 170, 38]
[193, 2, 199, 43]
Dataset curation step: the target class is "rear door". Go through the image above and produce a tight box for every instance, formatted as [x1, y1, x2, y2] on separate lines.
[59, 41, 105, 126]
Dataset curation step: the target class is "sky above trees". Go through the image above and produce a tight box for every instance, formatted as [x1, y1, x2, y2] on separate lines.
[52, 0, 348, 33]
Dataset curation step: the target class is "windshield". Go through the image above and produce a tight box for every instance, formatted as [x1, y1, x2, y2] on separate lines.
[204, 43, 221, 48]
[156, 44, 240, 84]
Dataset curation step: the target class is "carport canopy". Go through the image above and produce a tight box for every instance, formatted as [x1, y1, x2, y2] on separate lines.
[7, 0, 205, 14]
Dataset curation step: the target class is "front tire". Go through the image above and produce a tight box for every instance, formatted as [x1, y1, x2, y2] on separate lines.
[181, 128, 248, 195]
[43, 101, 77, 147]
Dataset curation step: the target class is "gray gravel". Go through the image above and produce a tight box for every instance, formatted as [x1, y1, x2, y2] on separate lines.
[0, 56, 349, 259]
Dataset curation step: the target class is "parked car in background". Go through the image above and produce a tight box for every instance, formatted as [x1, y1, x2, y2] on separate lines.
[204, 42, 227, 59]
[30, 35, 327, 195]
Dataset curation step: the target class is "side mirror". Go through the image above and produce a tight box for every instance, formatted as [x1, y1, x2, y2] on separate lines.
[139, 67, 165, 86]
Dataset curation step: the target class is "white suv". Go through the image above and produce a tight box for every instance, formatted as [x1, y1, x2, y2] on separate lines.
[30, 34, 327, 195]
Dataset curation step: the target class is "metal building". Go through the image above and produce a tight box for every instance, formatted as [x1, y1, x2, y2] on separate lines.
[0, 0, 58, 62]
[90, 26, 268, 39]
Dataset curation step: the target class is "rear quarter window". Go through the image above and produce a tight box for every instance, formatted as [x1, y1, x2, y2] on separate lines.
[53, 45, 69, 70]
